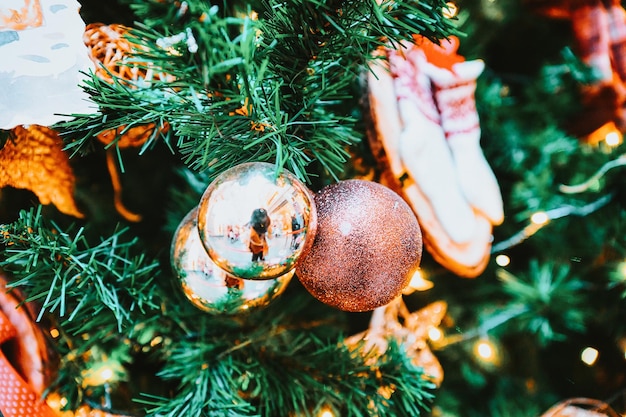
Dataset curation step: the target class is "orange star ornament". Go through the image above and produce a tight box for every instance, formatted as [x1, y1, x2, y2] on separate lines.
[0, 125, 83, 218]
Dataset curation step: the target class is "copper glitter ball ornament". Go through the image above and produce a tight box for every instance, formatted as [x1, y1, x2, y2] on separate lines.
[296, 179, 423, 312]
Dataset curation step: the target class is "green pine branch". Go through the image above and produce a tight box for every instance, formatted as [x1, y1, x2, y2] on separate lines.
[59, 0, 460, 183]
[139, 335, 436, 417]
[0, 206, 162, 335]
[490, 260, 590, 345]
[1, 205, 436, 416]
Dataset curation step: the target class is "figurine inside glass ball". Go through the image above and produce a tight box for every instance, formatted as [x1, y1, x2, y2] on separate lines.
[171, 206, 293, 314]
[197, 162, 317, 280]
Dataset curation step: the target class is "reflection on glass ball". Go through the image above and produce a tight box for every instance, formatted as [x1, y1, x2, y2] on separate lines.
[197, 162, 317, 280]
[171, 207, 293, 314]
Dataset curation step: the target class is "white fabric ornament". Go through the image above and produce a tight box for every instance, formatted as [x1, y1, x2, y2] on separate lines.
[388, 44, 478, 244]
[0, 0, 96, 129]
[425, 59, 504, 226]
[365, 35, 503, 277]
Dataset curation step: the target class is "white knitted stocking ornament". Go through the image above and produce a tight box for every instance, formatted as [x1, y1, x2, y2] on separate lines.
[426, 59, 504, 226]
[388, 45, 478, 243]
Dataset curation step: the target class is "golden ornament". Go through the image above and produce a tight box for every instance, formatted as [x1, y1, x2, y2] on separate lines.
[0, 125, 83, 218]
[84, 23, 151, 85]
[197, 162, 317, 281]
[345, 297, 446, 386]
[171, 206, 294, 314]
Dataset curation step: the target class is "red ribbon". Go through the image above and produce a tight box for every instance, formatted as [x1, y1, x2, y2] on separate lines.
[0, 310, 56, 417]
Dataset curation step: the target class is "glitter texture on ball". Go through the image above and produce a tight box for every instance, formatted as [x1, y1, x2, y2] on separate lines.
[171, 207, 293, 314]
[197, 162, 317, 280]
[296, 179, 422, 312]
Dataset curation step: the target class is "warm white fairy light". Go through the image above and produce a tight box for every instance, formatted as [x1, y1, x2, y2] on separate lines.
[443, 2, 458, 18]
[428, 326, 443, 343]
[581, 347, 599, 366]
[604, 130, 622, 147]
[80, 348, 126, 388]
[50, 328, 60, 338]
[150, 335, 163, 347]
[476, 340, 494, 359]
[495, 254, 510, 267]
[99, 367, 114, 381]
[530, 211, 549, 225]
[318, 406, 335, 417]
[46, 393, 69, 409]
[473, 338, 501, 367]
[81, 364, 116, 387]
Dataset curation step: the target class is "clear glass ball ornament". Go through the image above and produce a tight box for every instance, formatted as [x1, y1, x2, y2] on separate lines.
[197, 162, 317, 280]
[171, 206, 293, 314]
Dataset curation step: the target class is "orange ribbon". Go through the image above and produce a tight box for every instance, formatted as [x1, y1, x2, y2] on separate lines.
[0, 310, 56, 417]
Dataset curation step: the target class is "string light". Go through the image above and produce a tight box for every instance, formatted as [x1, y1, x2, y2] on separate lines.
[584, 121, 622, 147]
[81, 364, 116, 386]
[604, 130, 622, 147]
[473, 337, 501, 367]
[443, 2, 458, 18]
[581, 347, 599, 366]
[318, 406, 335, 417]
[476, 340, 494, 359]
[560, 154, 626, 194]
[530, 211, 549, 225]
[491, 194, 612, 253]
[428, 326, 443, 343]
[46, 393, 68, 410]
[100, 367, 114, 381]
[493, 149, 617, 252]
[80, 349, 126, 387]
[495, 254, 510, 267]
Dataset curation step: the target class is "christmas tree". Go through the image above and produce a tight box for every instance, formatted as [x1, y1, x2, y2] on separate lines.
[1, 0, 626, 416]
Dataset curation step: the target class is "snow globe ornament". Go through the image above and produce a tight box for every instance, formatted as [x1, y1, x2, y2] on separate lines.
[171, 207, 293, 314]
[197, 162, 317, 280]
